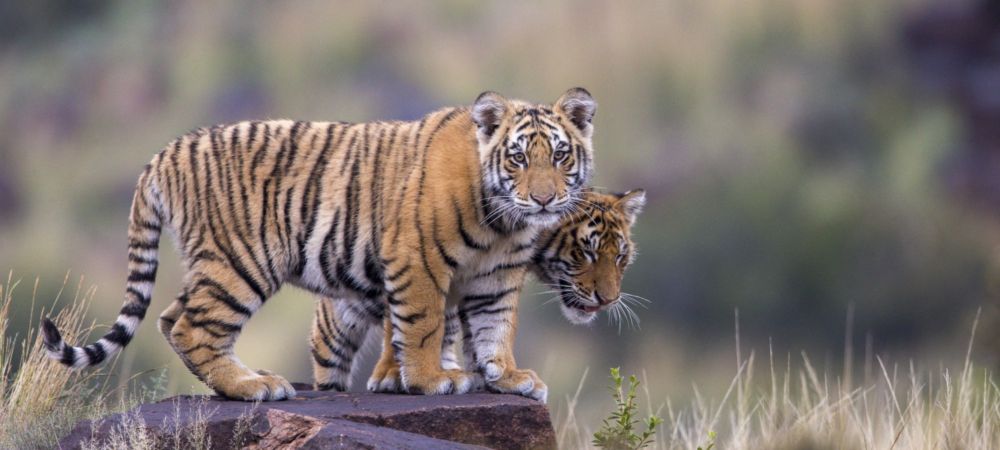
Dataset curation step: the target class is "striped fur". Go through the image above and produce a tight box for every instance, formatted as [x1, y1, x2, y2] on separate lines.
[41, 88, 597, 401]
[311, 190, 646, 402]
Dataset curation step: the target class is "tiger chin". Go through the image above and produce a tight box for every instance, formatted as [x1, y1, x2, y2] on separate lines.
[40, 87, 598, 402]
[311, 188, 646, 402]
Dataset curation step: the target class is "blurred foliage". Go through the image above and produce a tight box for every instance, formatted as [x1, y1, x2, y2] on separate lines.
[0, 0, 994, 429]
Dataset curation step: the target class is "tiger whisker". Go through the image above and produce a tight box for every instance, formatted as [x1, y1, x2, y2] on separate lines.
[619, 292, 651, 304]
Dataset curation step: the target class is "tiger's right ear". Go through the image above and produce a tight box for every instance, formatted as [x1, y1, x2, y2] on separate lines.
[472, 91, 507, 142]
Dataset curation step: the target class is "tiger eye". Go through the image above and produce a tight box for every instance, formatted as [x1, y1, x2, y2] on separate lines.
[512, 153, 525, 163]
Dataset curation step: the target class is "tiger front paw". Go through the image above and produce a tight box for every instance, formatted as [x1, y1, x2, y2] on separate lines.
[486, 367, 547, 403]
[367, 365, 404, 393]
[402, 368, 474, 395]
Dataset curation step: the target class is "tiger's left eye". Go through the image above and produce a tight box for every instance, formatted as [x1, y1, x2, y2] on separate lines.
[553, 150, 567, 160]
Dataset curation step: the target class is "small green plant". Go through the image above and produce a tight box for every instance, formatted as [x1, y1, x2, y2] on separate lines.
[593, 367, 662, 450]
[697, 431, 716, 450]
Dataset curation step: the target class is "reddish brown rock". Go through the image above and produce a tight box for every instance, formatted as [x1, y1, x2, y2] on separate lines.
[57, 386, 556, 450]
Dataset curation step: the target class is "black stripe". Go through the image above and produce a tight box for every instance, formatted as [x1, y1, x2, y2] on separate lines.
[319, 209, 341, 288]
[387, 279, 412, 296]
[463, 304, 514, 317]
[433, 231, 459, 269]
[463, 288, 517, 307]
[393, 308, 427, 324]
[455, 199, 488, 250]
[83, 343, 107, 365]
[311, 348, 351, 372]
[472, 261, 529, 279]
[120, 302, 147, 319]
[386, 264, 410, 283]
[317, 302, 360, 353]
[187, 318, 242, 333]
[127, 270, 157, 283]
[133, 219, 161, 231]
[192, 279, 253, 316]
[126, 286, 150, 305]
[104, 323, 133, 346]
[127, 253, 158, 264]
[128, 239, 159, 250]
[334, 264, 381, 299]
[60, 345, 75, 365]
[418, 322, 439, 348]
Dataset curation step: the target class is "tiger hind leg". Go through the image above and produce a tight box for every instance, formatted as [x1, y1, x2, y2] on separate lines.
[168, 273, 293, 401]
[157, 296, 185, 346]
[367, 315, 403, 392]
[310, 297, 379, 391]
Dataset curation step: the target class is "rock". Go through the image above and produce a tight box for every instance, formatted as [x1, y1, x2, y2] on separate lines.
[57, 385, 556, 450]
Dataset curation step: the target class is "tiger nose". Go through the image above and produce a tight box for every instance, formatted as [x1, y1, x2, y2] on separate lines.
[530, 192, 554, 206]
[595, 291, 617, 305]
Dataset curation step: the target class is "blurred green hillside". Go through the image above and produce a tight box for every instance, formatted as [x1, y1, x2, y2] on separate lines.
[1, 0, 996, 431]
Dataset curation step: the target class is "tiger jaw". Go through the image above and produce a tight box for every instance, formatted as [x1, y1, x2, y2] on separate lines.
[523, 210, 563, 226]
[559, 302, 599, 325]
[558, 290, 608, 324]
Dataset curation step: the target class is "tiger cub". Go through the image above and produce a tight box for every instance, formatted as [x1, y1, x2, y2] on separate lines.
[311, 189, 646, 402]
[41, 88, 597, 401]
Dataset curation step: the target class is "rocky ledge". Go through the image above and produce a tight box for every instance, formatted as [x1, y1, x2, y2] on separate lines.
[58, 383, 556, 449]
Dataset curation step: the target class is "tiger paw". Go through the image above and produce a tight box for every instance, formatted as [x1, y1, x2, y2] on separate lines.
[486, 368, 547, 403]
[402, 368, 474, 395]
[367, 365, 404, 393]
[216, 370, 296, 401]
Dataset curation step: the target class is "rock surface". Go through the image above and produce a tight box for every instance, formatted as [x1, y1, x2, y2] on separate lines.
[58, 385, 556, 450]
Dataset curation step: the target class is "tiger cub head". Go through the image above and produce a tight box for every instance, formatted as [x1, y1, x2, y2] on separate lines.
[532, 189, 646, 325]
[471, 88, 597, 227]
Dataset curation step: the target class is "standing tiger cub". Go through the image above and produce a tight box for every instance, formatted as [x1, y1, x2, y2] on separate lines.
[41, 88, 597, 401]
[309, 189, 646, 401]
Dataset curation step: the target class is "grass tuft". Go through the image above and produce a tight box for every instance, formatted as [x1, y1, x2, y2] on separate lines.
[0, 273, 165, 449]
[559, 314, 1000, 449]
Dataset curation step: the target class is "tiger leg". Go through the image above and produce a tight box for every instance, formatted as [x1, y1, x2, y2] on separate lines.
[386, 271, 472, 395]
[440, 307, 462, 370]
[368, 306, 463, 392]
[157, 298, 185, 346]
[168, 273, 294, 401]
[367, 316, 403, 392]
[310, 296, 379, 391]
[461, 288, 547, 402]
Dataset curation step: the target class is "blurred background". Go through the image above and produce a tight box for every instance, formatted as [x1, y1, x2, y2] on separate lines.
[1, 0, 999, 430]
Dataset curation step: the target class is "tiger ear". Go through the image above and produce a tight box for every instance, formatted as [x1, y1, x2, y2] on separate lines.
[615, 189, 646, 225]
[472, 91, 508, 142]
[555, 87, 597, 137]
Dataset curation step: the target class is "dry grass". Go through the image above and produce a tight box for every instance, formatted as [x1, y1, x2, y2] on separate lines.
[0, 273, 165, 449]
[0, 272, 262, 449]
[558, 313, 1000, 450]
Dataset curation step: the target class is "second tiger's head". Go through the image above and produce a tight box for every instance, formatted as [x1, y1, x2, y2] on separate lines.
[472, 88, 597, 227]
